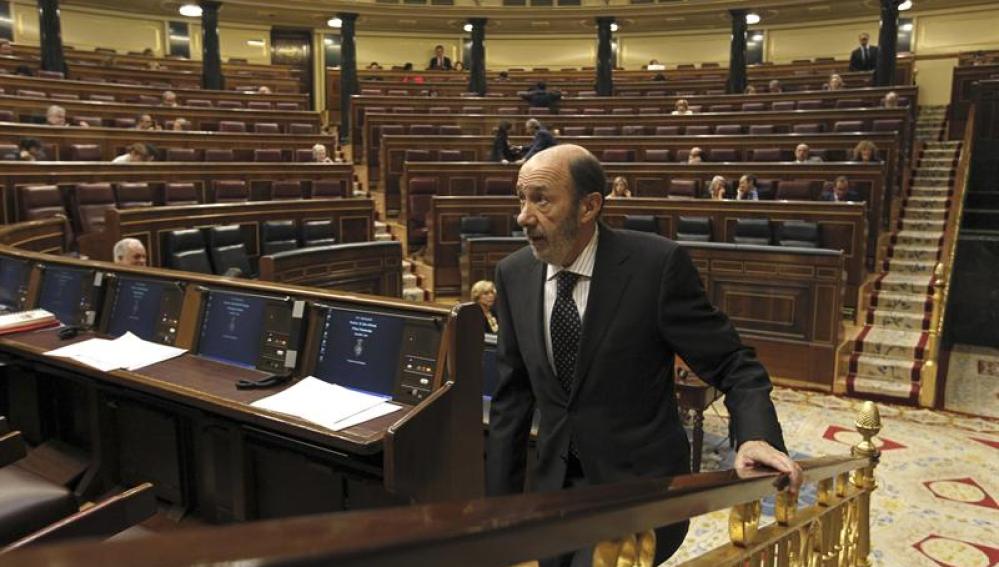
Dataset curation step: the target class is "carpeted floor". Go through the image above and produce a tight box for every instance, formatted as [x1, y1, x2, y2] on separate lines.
[664, 388, 999, 567]
[945, 344, 999, 419]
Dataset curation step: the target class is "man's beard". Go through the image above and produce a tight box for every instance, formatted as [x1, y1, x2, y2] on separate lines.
[526, 205, 581, 266]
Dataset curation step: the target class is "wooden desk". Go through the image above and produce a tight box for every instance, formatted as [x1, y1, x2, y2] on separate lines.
[258, 241, 404, 297]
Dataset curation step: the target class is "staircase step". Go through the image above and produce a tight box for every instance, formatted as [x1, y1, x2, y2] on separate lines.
[910, 186, 952, 197]
[402, 287, 426, 302]
[875, 273, 934, 294]
[402, 259, 414, 272]
[374, 232, 393, 242]
[884, 258, 936, 274]
[901, 208, 947, 221]
[891, 232, 943, 248]
[850, 354, 924, 382]
[870, 291, 931, 314]
[847, 374, 918, 401]
[868, 309, 929, 331]
[899, 218, 944, 232]
[853, 326, 930, 359]
[905, 196, 949, 207]
[888, 244, 940, 261]
[402, 273, 418, 287]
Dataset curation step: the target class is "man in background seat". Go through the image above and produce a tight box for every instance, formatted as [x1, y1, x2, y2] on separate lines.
[113, 238, 148, 267]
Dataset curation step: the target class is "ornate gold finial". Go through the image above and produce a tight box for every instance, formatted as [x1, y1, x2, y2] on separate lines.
[852, 401, 881, 459]
[933, 262, 946, 287]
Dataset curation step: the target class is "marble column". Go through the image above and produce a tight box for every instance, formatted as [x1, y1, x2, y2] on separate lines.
[726, 9, 748, 94]
[200, 1, 225, 90]
[37, 0, 66, 74]
[875, 0, 901, 86]
[468, 18, 487, 96]
[338, 13, 359, 142]
[595, 17, 614, 97]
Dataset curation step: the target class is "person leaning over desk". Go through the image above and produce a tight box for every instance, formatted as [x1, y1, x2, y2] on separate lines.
[486, 144, 802, 567]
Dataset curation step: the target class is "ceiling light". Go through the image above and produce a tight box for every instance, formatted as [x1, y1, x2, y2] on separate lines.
[900, 22, 913, 32]
[463, 23, 473, 33]
[746, 13, 761, 25]
[246, 39, 265, 47]
[609, 22, 619, 32]
[327, 17, 343, 28]
[899, 0, 912, 10]
[179, 4, 202, 17]
[752, 33, 764, 42]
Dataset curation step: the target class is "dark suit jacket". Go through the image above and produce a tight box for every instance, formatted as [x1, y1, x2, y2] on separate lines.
[428, 56, 452, 70]
[487, 226, 787, 496]
[819, 189, 862, 202]
[849, 45, 879, 72]
[521, 89, 563, 109]
[521, 128, 557, 161]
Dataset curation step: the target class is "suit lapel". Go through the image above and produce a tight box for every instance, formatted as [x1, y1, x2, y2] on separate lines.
[570, 227, 631, 404]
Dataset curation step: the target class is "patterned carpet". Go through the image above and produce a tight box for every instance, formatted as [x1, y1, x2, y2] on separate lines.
[945, 344, 999, 419]
[665, 388, 999, 567]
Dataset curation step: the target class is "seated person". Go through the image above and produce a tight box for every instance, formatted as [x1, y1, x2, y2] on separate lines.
[46, 104, 88, 127]
[652, 73, 667, 82]
[882, 91, 899, 108]
[819, 176, 861, 202]
[312, 143, 334, 163]
[113, 238, 148, 267]
[827, 73, 845, 91]
[470, 280, 498, 334]
[768, 79, 783, 93]
[135, 113, 161, 131]
[401, 62, 425, 84]
[112, 142, 150, 163]
[648, 58, 661, 66]
[257, 86, 272, 95]
[794, 143, 822, 163]
[0, 38, 13, 56]
[170, 117, 190, 131]
[708, 175, 727, 200]
[16, 138, 44, 161]
[14, 65, 33, 76]
[606, 176, 632, 199]
[497, 71, 510, 81]
[453, 61, 465, 72]
[518, 118, 557, 163]
[521, 82, 562, 109]
[367, 61, 383, 70]
[161, 90, 179, 107]
[671, 98, 693, 115]
[853, 140, 881, 163]
[142, 48, 155, 57]
[428, 45, 452, 70]
[687, 146, 704, 164]
[147, 60, 163, 71]
[744, 85, 758, 94]
[490, 120, 520, 163]
[736, 174, 759, 201]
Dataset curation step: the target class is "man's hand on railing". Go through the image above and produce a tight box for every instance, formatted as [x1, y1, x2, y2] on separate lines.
[734, 440, 804, 496]
[593, 529, 656, 567]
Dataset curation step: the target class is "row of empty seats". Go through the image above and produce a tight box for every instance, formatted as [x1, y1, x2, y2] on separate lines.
[400, 146, 881, 164]
[1, 87, 302, 110]
[0, 143, 330, 163]
[0, 110, 316, 134]
[165, 221, 338, 276]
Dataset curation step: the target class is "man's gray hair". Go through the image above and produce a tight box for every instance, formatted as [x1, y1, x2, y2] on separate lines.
[114, 237, 143, 261]
[46, 104, 65, 115]
[525, 118, 541, 130]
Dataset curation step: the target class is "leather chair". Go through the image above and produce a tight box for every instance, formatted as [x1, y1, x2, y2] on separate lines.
[73, 116, 102, 127]
[777, 220, 821, 248]
[17, 185, 66, 221]
[73, 183, 115, 233]
[708, 104, 734, 112]
[87, 94, 115, 102]
[793, 123, 824, 134]
[563, 126, 589, 136]
[461, 106, 484, 114]
[275, 102, 299, 111]
[288, 123, 314, 134]
[622, 215, 660, 234]
[751, 148, 783, 162]
[833, 120, 865, 133]
[459, 216, 493, 252]
[582, 108, 606, 115]
[254, 148, 283, 162]
[714, 124, 742, 135]
[387, 89, 409, 96]
[409, 124, 437, 136]
[593, 126, 619, 136]
[668, 179, 701, 198]
[655, 126, 681, 136]
[0, 110, 14, 122]
[136, 95, 159, 105]
[709, 148, 738, 162]
[796, 99, 823, 110]
[407, 177, 438, 246]
[873, 119, 902, 132]
[113, 118, 137, 128]
[748, 124, 775, 135]
[771, 101, 795, 112]
[438, 150, 463, 161]
[208, 225, 253, 277]
[114, 182, 153, 209]
[294, 148, 314, 162]
[0, 463, 77, 546]
[741, 102, 765, 111]
[756, 179, 779, 200]
[405, 149, 431, 163]
[484, 177, 515, 195]
[165, 148, 198, 161]
[675, 216, 712, 242]
[36, 69, 65, 79]
[638, 107, 660, 115]
[17, 89, 46, 98]
[261, 220, 299, 256]
[164, 183, 199, 205]
[733, 218, 773, 245]
[602, 149, 635, 162]
[644, 149, 671, 162]
[611, 108, 634, 116]
[428, 106, 450, 114]
[212, 180, 248, 203]
[186, 99, 212, 107]
[835, 98, 864, 109]
[165, 229, 213, 273]
[685, 125, 712, 136]
[253, 123, 280, 134]
[247, 101, 272, 110]
[622, 125, 646, 136]
[69, 144, 101, 161]
[217, 100, 243, 109]
[300, 220, 337, 247]
[312, 180, 346, 198]
[439, 125, 462, 136]
[204, 149, 234, 162]
[218, 121, 246, 132]
[775, 179, 820, 201]
[528, 108, 550, 116]
[270, 180, 303, 200]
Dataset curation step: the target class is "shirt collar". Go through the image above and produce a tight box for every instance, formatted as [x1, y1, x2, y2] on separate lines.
[546, 224, 599, 281]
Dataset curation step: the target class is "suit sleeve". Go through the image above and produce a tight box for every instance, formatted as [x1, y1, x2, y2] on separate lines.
[849, 49, 861, 71]
[656, 244, 787, 453]
[486, 263, 536, 496]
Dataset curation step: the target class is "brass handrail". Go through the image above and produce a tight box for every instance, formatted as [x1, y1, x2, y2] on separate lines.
[920, 104, 975, 407]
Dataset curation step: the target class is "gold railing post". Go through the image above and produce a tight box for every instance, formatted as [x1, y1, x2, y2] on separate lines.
[850, 401, 882, 567]
[728, 500, 762, 547]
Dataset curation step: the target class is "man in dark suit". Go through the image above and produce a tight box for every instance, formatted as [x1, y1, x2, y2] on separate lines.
[517, 118, 557, 163]
[427, 45, 452, 70]
[521, 81, 563, 110]
[819, 176, 862, 202]
[487, 144, 802, 566]
[849, 33, 879, 72]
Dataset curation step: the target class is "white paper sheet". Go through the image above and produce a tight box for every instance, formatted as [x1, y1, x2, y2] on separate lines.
[45, 332, 186, 372]
[251, 377, 401, 432]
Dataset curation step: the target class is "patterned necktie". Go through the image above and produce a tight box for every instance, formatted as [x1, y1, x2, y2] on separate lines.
[551, 271, 581, 393]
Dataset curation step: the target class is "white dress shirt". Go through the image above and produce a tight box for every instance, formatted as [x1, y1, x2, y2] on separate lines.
[543, 225, 599, 373]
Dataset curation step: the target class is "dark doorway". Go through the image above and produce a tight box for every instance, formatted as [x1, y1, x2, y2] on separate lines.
[270, 28, 314, 109]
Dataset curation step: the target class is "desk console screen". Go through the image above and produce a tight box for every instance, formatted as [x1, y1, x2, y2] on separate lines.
[196, 289, 297, 373]
[104, 276, 184, 344]
[313, 305, 442, 404]
[0, 256, 31, 313]
[37, 265, 100, 326]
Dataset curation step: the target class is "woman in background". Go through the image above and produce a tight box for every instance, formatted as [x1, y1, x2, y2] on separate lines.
[489, 120, 520, 163]
[708, 175, 728, 200]
[607, 176, 632, 199]
[471, 280, 499, 334]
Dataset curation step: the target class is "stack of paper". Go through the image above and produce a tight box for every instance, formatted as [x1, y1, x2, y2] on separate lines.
[46, 332, 187, 372]
[251, 377, 401, 432]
